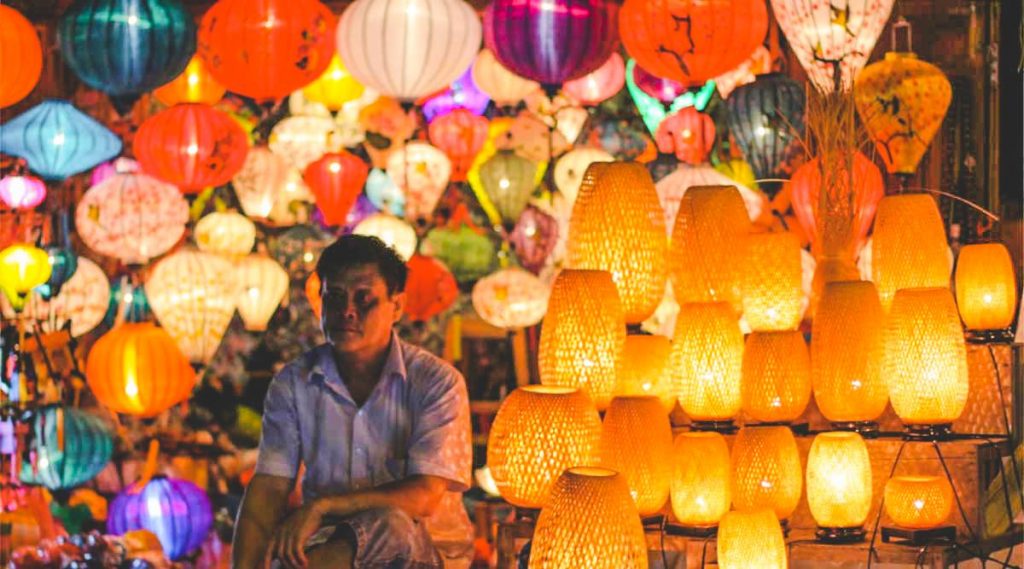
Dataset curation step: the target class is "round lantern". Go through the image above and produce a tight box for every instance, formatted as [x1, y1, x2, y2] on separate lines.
[563, 52, 626, 106]
[145, 248, 239, 364]
[0, 243, 51, 311]
[553, 147, 614, 206]
[471, 48, 541, 108]
[731, 425, 803, 520]
[421, 66, 491, 122]
[20, 406, 113, 491]
[539, 269, 625, 410]
[671, 432, 731, 527]
[671, 302, 744, 424]
[654, 107, 716, 165]
[616, 335, 675, 412]
[232, 147, 292, 219]
[269, 115, 341, 171]
[428, 110, 489, 182]
[194, 211, 256, 258]
[632, 61, 686, 102]
[741, 232, 803, 331]
[353, 213, 417, 261]
[404, 254, 458, 322]
[726, 73, 806, 186]
[884, 476, 954, 529]
[303, 151, 369, 226]
[599, 396, 673, 515]
[477, 150, 537, 229]
[955, 243, 1018, 335]
[717, 509, 787, 569]
[487, 385, 602, 509]
[91, 156, 140, 186]
[11, 256, 108, 337]
[235, 254, 289, 332]
[59, 0, 195, 99]
[0, 175, 46, 209]
[40, 245, 77, 300]
[365, 168, 406, 217]
[620, 0, 768, 85]
[742, 331, 811, 424]
[0, 5, 42, 108]
[134, 103, 249, 193]
[386, 142, 452, 223]
[657, 166, 765, 236]
[530, 467, 647, 568]
[0, 99, 122, 181]
[806, 431, 872, 542]
[302, 54, 366, 112]
[86, 322, 196, 417]
[871, 194, 951, 312]
[108, 477, 213, 560]
[422, 226, 497, 284]
[509, 205, 560, 274]
[336, 0, 480, 101]
[154, 55, 226, 106]
[471, 267, 549, 329]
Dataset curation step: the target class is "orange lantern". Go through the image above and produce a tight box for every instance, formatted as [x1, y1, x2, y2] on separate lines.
[86, 322, 197, 417]
[404, 254, 458, 322]
[671, 432, 731, 527]
[616, 335, 675, 412]
[731, 425, 803, 521]
[563, 52, 626, 106]
[671, 302, 744, 426]
[303, 151, 369, 226]
[806, 431, 872, 542]
[741, 232, 803, 331]
[655, 107, 716, 165]
[599, 396, 673, 515]
[302, 54, 366, 112]
[717, 509, 787, 569]
[134, 103, 250, 193]
[305, 271, 323, 321]
[955, 243, 1018, 336]
[883, 475, 954, 529]
[198, 0, 335, 101]
[153, 56, 226, 106]
[871, 194, 951, 312]
[0, 507, 42, 551]
[428, 109, 489, 182]
[741, 330, 812, 424]
[0, 5, 43, 108]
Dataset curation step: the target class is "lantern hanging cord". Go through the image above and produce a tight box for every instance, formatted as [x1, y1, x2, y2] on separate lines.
[903, 187, 1000, 221]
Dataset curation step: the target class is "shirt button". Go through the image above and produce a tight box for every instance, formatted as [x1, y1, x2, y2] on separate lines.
[355, 447, 364, 454]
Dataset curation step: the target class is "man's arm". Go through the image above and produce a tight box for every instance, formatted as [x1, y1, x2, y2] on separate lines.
[232, 474, 294, 569]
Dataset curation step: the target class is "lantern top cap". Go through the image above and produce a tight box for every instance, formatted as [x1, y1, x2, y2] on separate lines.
[564, 466, 617, 478]
[892, 475, 944, 483]
[520, 385, 579, 396]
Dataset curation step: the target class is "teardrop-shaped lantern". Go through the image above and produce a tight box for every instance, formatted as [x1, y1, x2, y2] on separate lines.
[194, 211, 256, 258]
[471, 266, 549, 329]
[302, 54, 366, 112]
[553, 147, 614, 207]
[508, 205, 560, 274]
[303, 151, 369, 226]
[428, 109, 489, 182]
[235, 254, 289, 331]
[404, 253, 459, 322]
[353, 213, 418, 262]
[726, 73, 806, 185]
[0, 243, 52, 311]
[0, 5, 43, 108]
[477, 150, 537, 229]
[387, 142, 452, 223]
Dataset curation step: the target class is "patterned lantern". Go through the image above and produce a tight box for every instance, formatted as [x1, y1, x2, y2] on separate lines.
[741, 232, 803, 331]
[386, 142, 452, 222]
[428, 110, 489, 182]
[302, 54, 366, 112]
[955, 243, 1018, 334]
[770, 0, 894, 93]
[539, 269, 625, 410]
[232, 147, 290, 219]
[884, 476, 954, 529]
[671, 302, 744, 423]
[742, 331, 811, 423]
[0, 5, 42, 108]
[86, 322, 196, 416]
[336, 0, 480, 102]
[655, 107, 716, 165]
[108, 477, 213, 560]
[12, 256, 110, 338]
[471, 267, 549, 329]
[726, 73, 806, 184]
[657, 166, 765, 236]
[353, 213, 417, 261]
[530, 468, 647, 568]
[134, 103, 249, 193]
[471, 48, 541, 108]
[509, 205, 559, 274]
[365, 169, 406, 217]
[235, 254, 289, 331]
[0, 243, 51, 311]
[871, 194, 951, 312]
[91, 156, 139, 186]
[731, 425, 803, 520]
[806, 431, 872, 539]
[563, 52, 626, 106]
[620, 0, 768, 85]
[599, 396, 673, 515]
[269, 115, 341, 171]
[0, 100, 122, 181]
[616, 335, 675, 412]
[487, 386, 602, 508]
[717, 509, 788, 569]
[0, 175, 46, 209]
[154, 55, 226, 106]
[421, 66, 491, 122]
[145, 248, 239, 364]
[404, 254, 458, 322]
[20, 406, 113, 491]
[303, 151, 369, 226]
[194, 211, 255, 258]
[553, 147, 613, 206]
[484, 0, 620, 87]
[477, 150, 537, 228]
[671, 432, 731, 527]
[422, 226, 496, 283]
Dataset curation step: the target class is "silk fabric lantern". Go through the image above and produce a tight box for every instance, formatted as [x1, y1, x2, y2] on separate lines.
[471, 48, 541, 108]
[717, 509, 787, 569]
[632, 61, 686, 102]
[387, 142, 452, 223]
[269, 115, 341, 171]
[422, 225, 497, 283]
[671, 432, 731, 527]
[884, 476, 954, 529]
[0, 5, 43, 108]
[471, 267, 549, 329]
[487, 386, 602, 509]
[235, 254, 289, 331]
[599, 396, 673, 515]
[726, 73, 806, 186]
[741, 232, 803, 331]
[563, 52, 626, 106]
[731, 425, 803, 520]
[404, 254, 458, 322]
[0, 508, 42, 550]
[428, 109, 489, 182]
[20, 406, 113, 491]
[232, 147, 292, 219]
[302, 55, 366, 112]
[0, 175, 46, 209]
[742, 331, 812, 423]
[9, 256, 110, 338]
[806, 431, 872, 541]
[871, 194, 951, 312]
[91, 156, 139, 187]
[108, 477, 213, 560]
[154, 55, 226, 106]
[365, 168, 406, 217]
[553, 147, 613, 207]
[86, 322, 196, 416]
[421, 66, 491, 122]
[194, 211, 256, 258]
[671, 302, 744, 425]
[353, 213, 417, 261]
[39, 245, 77, 301]
[477, 150, 537, 229]
[616, 335, 675, 412]
[655, 107, 716, 165]
[955, 243, 1018, 336]
[714, 44, 772, 99]
[509, 206, 559, 274]
[303, 151, 369, 226]
[657, 167, 765, 236]
[0, 243, 51, 311]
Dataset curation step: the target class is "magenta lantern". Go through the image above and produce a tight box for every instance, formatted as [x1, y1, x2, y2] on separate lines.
[0, 175, 46, 209]
[509, 205, 560, 274]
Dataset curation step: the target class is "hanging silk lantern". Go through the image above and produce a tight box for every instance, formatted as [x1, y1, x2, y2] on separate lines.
[336, 0, 481, 101]
[387, 142, 452, 222]
[302, 54, 366, 112]
[657, 165, 765, 235]
[86, 322, 196, 416]
[717, 509, 788, 569]
[741, 232, 803, 331]
[620, 0, 768, 85]
[871, 194, 951, 312]
[731, 425, 803, 520]
[671, 302, 744, 425]
[235, 254, 289, 331]
[428, 110, 489, 182]
[770, 0, 894, 93]
[0, 243, 51, 311]
[232, 147, 291, 219]
[353, 213, 417, 261]
[134, 103, 249, 194]
[20, 407, 113, 491]
[365, 168, 406, 217]
[404, 254, 458, 322]
[599, 396, 673, 515]
[806, 431, 872, 542]
[655, 107, 716, 165]
[471, 267, 549, 329]
[477, 150, 537, 228]
[269, 116, 341, 172]
[632, 62, 686, 102]
[59, 0, 195, 101]
[422, 226, 496, 283]
[742, 330, 812, 423]
[198, 0, 334, 101]
[0, 5, 42, 108]
[726, 73, 806, 185]
[484, 0, 620, 88]
[90, 157, 139, 187]
[509, 205, 559, 274]
[421, 66, 491, 122]
[12, 256, 110, 338]
[40, 245, 77, 300]
[563, 52, 626, 106]
[955, 243, 1018, 334]
[108, 477, 212, 560]
[303, 151, 369, 226]
[553, 147, 613, 207]
[104, 277, 152, 327]
[714, 44, 772, 99]
[0, 175, 46, 209]
[0, 99, 122, 181]
[145, 248, 239, 364]
[616, 335, 675, 412]
[194, 211, 256, 258]
[884, 476, 954, 530]
[154, 55, 226, 107]
[471, 48, 541, 108]
[671, 432, 731, 527]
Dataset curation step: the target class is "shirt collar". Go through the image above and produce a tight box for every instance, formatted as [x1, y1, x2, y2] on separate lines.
[311, 331, 407, 390]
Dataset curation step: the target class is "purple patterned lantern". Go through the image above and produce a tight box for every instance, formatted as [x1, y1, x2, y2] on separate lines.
[483, 0, 620, 89]
[422, 67, 491, 123]
[509, 205, 559, 274]
[107, 477, 213, 560]
[632, 63, 686, 103]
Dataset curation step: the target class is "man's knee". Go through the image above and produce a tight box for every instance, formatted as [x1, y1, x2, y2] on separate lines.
[307, 533, 355, 569]
[368, 506, 418, 535]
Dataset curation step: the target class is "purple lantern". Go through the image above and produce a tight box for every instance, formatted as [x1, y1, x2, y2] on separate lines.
[483, 0, 620, 89]
[422, 67, 491, 123]
[108, 476, 213, 560]
[632, 63, 686, 103]
[509, 205, 559, 274]
[341, 193, 380, 235]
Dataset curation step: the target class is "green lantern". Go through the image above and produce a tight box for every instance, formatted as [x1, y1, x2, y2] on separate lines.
[478, 150, 538, 230]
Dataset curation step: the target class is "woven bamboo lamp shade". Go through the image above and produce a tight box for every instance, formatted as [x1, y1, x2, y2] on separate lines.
[599, 396, 673, 515]
[616, 334, 675, 412]
[872, 194, 951, 312]
[670, 432, 731, 527]
[529, 467, 647, 569]
[806, 432, 872, 541]
[741, 232, 803, 331]
[566, 162, 668, 324]
[487, 386, 602, 509]
[954, 243, 1018, 335]
[539, 269, 625, 410]
[731, 426, 803, 520]
[194, 211, 256, 258]
[741, 331, 811, 424]
[883, 475, 954, 529]
[717, 509, 788, 569]
[882, 288, 969, 432]
[811, 281, 888, 426]
[671, 302, 744, 424]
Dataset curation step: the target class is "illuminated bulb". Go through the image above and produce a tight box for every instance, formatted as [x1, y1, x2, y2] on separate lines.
[52, 132, 66, 146]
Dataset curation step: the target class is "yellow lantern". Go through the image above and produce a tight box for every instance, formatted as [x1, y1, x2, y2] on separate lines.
[352, 213, 418, 261]
[871, 194, 951, 312]
[741, 232, 803, 331]
[670, 432, 731, 528]
[599, 396, 673, 515]
[387, 142, 452, 223]
[0, 243, 52, 311]
[269, 115, 341, 171]
[955, 243, 1018, 337]
[741, 331, 811, 424]
[235, 254, 289, 331]
[471, 48, 540, 108]
[195, 211, 256, 258]
[883, 475, 954, 529]
[731, 425, 803, 521]
[567, 162, 668, 324]
[882, 287, 968, 436]
[806, 432, 872, 542]
[854, 52, 952, 175]
[529, 467, 647, 569]
[616, 335, 675, 412]
[671, 302, 744, 426]
[539, 269, 625, 410]
[302, 55, 366, 112]
[471, 266, 549, 329]
[553, 147, 613, 206]
[717, 509, 788, 569]
[486, 386, 602, 509]
[153, 55, 226, 106]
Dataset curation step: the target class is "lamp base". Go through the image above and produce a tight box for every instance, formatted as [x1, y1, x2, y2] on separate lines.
[965, 329, 1014, 344]
[829, 421, 880, 438]
[514, 507, 540, 522]
[815, 526, 866, 544]
[881, 525, 957, 545]
[626, 323, 652, 336]
[689, 420, 737, 434]
[904, 423, 954, 441]
[665, 523, 718, 538]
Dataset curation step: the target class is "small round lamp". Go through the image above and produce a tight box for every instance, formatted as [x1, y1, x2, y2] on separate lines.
[884, 476, 954, 529]
[671, 302, 744, 428]
[954, 243, 1017, 339]
[806, 432, 872, 542]
[731, 425, 803, 521]
[717, 509, 787, 569]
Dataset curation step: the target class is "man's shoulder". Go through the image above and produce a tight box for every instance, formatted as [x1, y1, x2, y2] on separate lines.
[399, 339, 464, 389]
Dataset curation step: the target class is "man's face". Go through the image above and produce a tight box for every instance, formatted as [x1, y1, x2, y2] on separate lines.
[320, 264, 405, 355]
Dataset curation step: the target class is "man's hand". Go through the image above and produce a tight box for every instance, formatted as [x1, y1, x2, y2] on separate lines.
[266, 500, 327, 569]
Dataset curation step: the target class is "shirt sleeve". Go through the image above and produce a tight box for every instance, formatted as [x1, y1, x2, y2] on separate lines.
[406, 366, 472, 492]
[253, 368, 302, 480]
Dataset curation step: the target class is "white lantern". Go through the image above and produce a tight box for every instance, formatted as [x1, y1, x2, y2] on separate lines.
[553, 147, 614, 207]
[268, 115, 341, 171]
[232, 147, 290, 219]
[268, 168, 315, 227]
[386, 142, 452, 222]
[472, 48, 540, 107]
[353, 213, 418, 261]
[2, 256, 110, 337]
[655, 164, 765, 238]
[195, 211, 256, 258]
[471, 266, 550, 329]
[235, 254, 289, 331]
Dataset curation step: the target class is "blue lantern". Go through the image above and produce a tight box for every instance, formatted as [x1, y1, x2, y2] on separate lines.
[725, 73, 806, 191]
[37, 246, 78, 300]
[0, 100, 122, 180]
[58, 0, 196, 99]
[20, 406, 113, 491]
[108, 476, 213, 560]
[365, 169, 406, 217]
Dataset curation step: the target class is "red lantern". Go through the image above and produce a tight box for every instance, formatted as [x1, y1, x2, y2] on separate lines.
[428, 109, 490, 182]
[134, 103, 250, 193]
[198, 0, 335, 101]
[655, 107, 716, 165]
[302, 151, 369, 227]
[0, 5, 42, 108]
[404, 254, 459, 322]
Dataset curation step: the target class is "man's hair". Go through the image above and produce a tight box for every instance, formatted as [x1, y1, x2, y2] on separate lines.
[315, 235, 408, 295]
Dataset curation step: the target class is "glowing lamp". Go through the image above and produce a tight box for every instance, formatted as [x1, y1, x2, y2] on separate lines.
[20, 406, 113, 491]
[741, 331, 811, 424]
[386, 142, 452, 223]
[553, 147, 614, 207]
[403, 254, 459, 322]
[471, 48, 540, 108]
[470, 267, 549, 329]
[303, 151, 369, 226]
[654, 107, 716, 165]
[154, 55, 226, 106]
[671, 432, 731, 527]
[725, 73, 806, 185]
[599, 396, 673, 515]
[955, 243, 1018, 336]
[741, 232, 803, 331]
[616, 335, 675, 412]
[477, 150, 538, 228]
[0, 4, 43, 108]
[806, 432, 872, 542]
[509, 205, 560, 275]
[563, 52, 626, 106]
[428, 109, 489, 183]
[717, 509, 787, 569]
[9, 256, 110, 338]
[235, 254, 289, 331]
[0, 175, 46, 209]
[731, 425, 803, 520]
[671, 302, 744, 425]
[108, 477, 213, 560]
[352, 213, 417, 261]
[871, 194, 951, 312]
[883, 476, 954, 529]
[0, 243, 52, 311]
[269, 115, 341, 171]
[194, 211, 256, 258]
[302, 55, 366, 112]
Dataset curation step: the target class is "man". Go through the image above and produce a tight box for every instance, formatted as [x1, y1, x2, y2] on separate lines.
[232, 235, 474, 569]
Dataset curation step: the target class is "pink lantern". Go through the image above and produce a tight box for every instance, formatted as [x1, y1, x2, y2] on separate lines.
[509, 205, 560, 274]
[0, 175, 46, 209]
[655, 108, 716, 165]
[472, 48, 541, 108]
[428, 109, 490, 182]
[563, 53, 626, 106]
[90, 157, 140, 187]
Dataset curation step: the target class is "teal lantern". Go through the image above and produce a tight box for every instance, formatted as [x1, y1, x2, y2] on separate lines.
[37, 246, 78, 300]
[20, 406, 114, 491]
